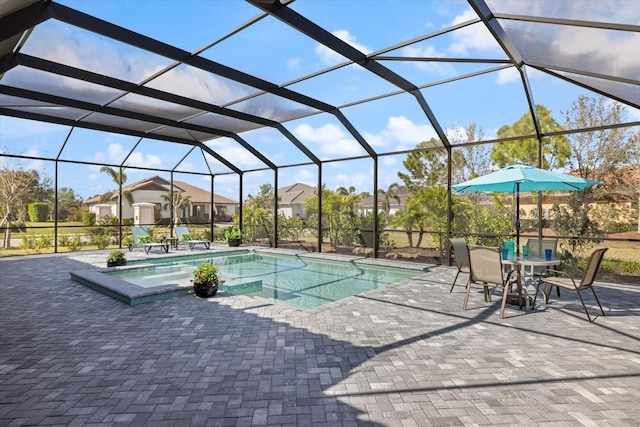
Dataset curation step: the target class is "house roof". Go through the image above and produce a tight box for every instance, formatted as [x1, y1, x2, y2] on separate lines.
[172, 180, 238, 205]
[84, 175, 238, 205]
[361, 186, 410, 209]
[278, 183, 317, 206]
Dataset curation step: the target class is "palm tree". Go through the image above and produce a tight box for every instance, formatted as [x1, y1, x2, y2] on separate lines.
[99, 166, 134, 215]
[378, 183, 401, 223]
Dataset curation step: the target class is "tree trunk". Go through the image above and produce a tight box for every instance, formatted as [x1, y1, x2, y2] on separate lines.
[404, 231, 413, 247]
[3, 207, 12, 249]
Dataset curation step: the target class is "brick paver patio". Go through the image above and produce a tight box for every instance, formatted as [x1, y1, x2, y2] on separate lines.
[1, 248, 639, 426]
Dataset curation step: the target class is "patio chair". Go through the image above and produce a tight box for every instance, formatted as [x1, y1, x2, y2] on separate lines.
[175, 226, 210, 250]
[129, 226, 169, 254]
[464, 245, 516, 319]
[534, 248, 608, 322]
[524, 238, 559, 299]
[449, 238, 469, 292]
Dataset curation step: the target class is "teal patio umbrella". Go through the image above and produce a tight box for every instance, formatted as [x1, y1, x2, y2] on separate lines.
[452, 164, 601, 254]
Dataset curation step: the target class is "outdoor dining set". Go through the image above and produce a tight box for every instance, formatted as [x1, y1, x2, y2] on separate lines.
[449, 237, 608, 323]
[449, 164, 607, 323]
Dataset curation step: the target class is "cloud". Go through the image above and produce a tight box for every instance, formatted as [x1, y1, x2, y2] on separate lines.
[448, 9, 500, 55]
[107, 143, 125, 162]
[364, 116, 437, 150]
[287, 57, 301, 69]
[331, 171, 373, 191]
[204, 138, 266, 168]
[148, 66, 249, 106]
[315, 29, 371, 65]
[292, 123, 363, 158]
[293, 167, 316, 185]
[381, 156, 398, 166]
[496, 67, 520, 85]
[126, 151, 162, 168]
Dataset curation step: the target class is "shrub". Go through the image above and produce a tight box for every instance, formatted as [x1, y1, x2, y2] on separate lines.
[98, 215, 118, 226]
[82, 212, 96, 226]
[88, 227, 112, 249]
[28, 202, 49, 222]
[59, 234, 82, 251]
[122, 217, 134, 226]
[10, 221, 26, 233]
[20, 233, 53, 254]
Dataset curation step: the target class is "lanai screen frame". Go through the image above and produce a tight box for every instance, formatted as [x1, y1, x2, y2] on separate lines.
[1, 0, 638, 257]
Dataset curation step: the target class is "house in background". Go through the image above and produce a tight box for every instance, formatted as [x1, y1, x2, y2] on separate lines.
[84, 176, 238, 224]
[277, 183, 316, 219]
[359, 186, 410, 216]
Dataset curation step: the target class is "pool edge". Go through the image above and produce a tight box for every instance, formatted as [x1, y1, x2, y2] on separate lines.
[70, 270, 191, 305]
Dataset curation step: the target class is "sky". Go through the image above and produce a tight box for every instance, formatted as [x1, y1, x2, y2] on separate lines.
[1, 0, 639, 203]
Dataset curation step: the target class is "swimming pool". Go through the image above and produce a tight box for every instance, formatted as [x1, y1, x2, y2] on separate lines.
[104, 250, 427, 309]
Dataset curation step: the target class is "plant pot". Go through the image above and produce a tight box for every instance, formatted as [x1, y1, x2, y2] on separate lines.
[107, 259, 127, 267]
[193, 282, 218, 298]
[227, 238, 242, 247]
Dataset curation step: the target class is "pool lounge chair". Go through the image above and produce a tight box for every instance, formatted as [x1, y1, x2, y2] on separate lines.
[175, 226, 210, 250]
[129, 226, 169, 254]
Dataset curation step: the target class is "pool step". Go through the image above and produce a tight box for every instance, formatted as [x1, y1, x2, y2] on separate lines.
[222, 277, 262, 295]
[260, 284, 296, 300]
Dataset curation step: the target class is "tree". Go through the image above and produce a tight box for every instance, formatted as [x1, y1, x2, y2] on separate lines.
[449, 123, 492, 183]
[56, 188, 83, 221]
[551, 192, 604, 255]
[491, 104, 571, 169]
[243, 184, 277, 246]
[336, 185, 364, 242]
[303, 185, 363, 249]
[556, 94, 638, 242]
[397, 138, 449, 191]
[99, 166, 134, 214]
[0, 166, 38, 248]
[563, 94, 637, 198]
[161, 191, 191, 226]
[377, 183, 401, 224]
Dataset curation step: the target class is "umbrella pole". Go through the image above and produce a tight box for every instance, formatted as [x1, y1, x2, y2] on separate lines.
[516, 183, 520, 256]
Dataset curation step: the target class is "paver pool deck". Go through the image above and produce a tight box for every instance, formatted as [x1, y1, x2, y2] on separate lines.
[1, 245, 639, 426]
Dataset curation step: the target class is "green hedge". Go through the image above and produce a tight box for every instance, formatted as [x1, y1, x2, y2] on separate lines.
[28, 202, 49, 222]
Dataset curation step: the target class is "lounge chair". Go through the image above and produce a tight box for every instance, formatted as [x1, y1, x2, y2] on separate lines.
[175, 226, 210, 250]
[129, 226, 169, 254]
[535, 248, 608, 322]
[449, 238, 469, 293]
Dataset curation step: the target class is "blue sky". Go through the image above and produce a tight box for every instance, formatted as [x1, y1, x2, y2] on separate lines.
[2, 0, 638, 202]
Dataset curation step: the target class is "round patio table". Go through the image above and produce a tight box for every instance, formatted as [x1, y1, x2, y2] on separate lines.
[502, 255, 561, 308]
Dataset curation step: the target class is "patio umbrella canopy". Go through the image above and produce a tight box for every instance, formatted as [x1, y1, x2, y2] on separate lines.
[452, 164, 601, 254]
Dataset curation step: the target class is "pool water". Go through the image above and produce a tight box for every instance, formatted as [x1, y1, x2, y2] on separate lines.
[107, 251, 425, 309]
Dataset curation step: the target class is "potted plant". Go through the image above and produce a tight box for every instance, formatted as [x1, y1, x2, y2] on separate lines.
[192, 262, 220, 298]
[106, 249, 127, 267]
[224, 225, 245, 247]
